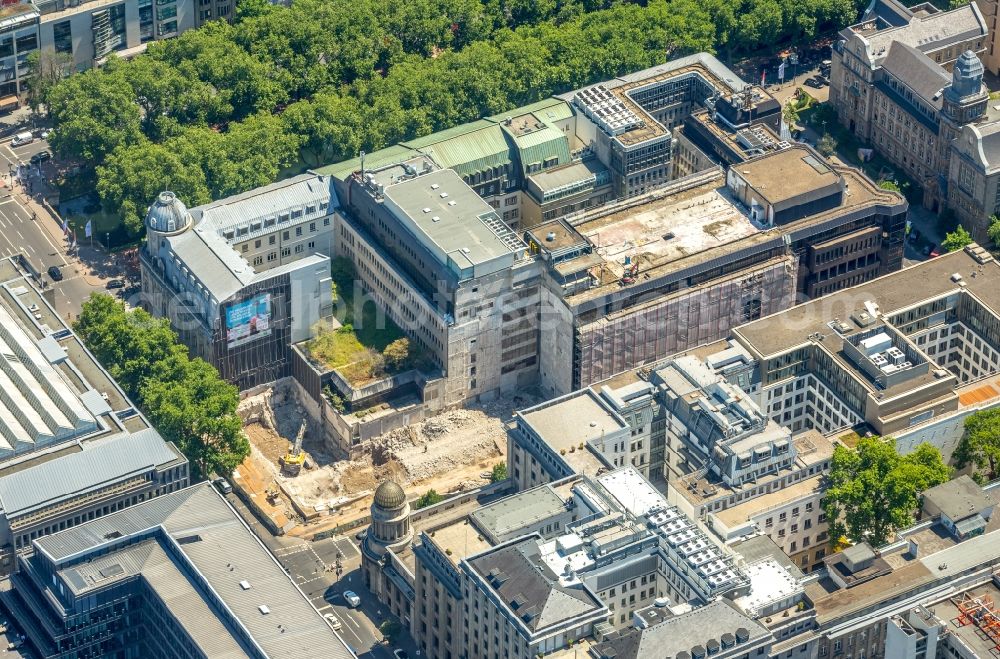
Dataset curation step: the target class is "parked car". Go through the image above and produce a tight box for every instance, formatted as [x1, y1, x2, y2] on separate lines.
[923, 243, 936, 256]
[343, 590, 361, 608]
[29, 150, 51, 165]
[11, 131, 33, 147]
[105, 279, 126, 289]
[324, 613, 342, 630]
[804, 77, 824, 89]
[47, 265, 62, 281]
[908, 228, 921, 243]
[213, 477, 232, 494]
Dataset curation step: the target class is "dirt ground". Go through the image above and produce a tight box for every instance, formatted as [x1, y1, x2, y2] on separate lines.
[239, 386, 539, 533]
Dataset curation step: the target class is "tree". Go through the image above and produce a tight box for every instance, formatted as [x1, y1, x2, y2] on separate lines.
[942, 224, 973, 252]
[47, 65, 143, 162]
[379, 620, 402, 643]
[74, 294, 249, 479]
[817, 133, 837, 157]
[382, 338, 410, 371]
[878, 180, 901, 192]
[413, 489, 444, 509]
[141, 354, 250, 477]
[954, 408, 1000, 484]
[490, 461, 508, 483]
[824, 437, 950, 547]
[782, 100, 800, 129]
[23, 50, 74, 114]
[987, 215, 1000, 245]
[96, 141, 212, 236]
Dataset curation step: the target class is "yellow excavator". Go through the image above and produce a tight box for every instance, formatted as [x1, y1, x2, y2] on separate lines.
[280, 419, 308, 476]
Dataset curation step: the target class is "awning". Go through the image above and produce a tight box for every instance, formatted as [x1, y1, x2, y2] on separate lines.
[0, 95, 18, 109]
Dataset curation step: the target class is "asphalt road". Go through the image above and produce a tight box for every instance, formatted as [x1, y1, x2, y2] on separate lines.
[0, 136, 106, 319]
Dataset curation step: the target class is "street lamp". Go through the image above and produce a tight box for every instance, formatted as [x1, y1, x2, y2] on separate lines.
[789, 53, 799, 85]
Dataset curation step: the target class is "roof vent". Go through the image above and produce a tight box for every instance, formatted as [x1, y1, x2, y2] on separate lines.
[240, 580, 252, 590]
[951, 272, 964, 283]
[692, 645, 706, 659]
[735, 628, 750, 643]
[440, 192, 449, 198]
[422, 207, 431, 213]
[448, 200, 457, 206]
[259, 605, 270, 615]
[431, 183, 440, 190]
[721, 633, 736, 648]
[546, 231, 556, 242]
[461, 248, 470, 254]
[432, 216, 441, 222]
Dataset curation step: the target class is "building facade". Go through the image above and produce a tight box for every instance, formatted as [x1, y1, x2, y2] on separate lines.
[140, 180, 335, 391]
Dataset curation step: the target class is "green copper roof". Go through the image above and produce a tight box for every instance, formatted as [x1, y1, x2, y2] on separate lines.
[408, 123, 512, 178]
[314, 144, 418, 180]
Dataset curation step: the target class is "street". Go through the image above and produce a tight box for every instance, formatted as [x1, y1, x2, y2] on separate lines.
[0, 135, 110, 320]
[225, 492, 412, 659]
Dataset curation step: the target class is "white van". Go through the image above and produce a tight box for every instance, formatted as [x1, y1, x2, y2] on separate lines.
[11, 131, 33, 147]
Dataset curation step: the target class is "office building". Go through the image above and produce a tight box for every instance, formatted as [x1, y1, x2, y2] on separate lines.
[0, 482, 355, 658]
[0, 429, 188, 570]
[140, 176, 336, 390]
[827, 0, 1000, 234]
[362, 464, 759, 659]
[0, 255, 188, 572]
[731, 243, 1000, 438]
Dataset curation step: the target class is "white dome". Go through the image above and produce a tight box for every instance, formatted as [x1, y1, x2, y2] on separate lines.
[146, 191, 192, 234]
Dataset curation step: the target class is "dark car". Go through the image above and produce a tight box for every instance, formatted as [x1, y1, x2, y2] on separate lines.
[804, 77, 824, 89]
[105, 279, 125, 289]
[923, 243, 935, 256]
[47, 265, 62, 281]
[908, 228, 921, 243]
[29, 150, 51, 165]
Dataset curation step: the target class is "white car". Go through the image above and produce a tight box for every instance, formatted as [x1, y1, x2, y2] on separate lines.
[324, 613, 342, 630]
[343, 590, 361, 608]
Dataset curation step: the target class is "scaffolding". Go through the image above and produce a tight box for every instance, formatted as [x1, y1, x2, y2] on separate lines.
[952, 593, 1000, 653]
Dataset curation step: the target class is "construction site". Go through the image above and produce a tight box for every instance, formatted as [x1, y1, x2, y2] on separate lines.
[232, 380, 534, 536]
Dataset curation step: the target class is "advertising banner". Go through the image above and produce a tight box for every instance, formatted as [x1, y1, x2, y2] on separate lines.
[226, 293, 272, 348]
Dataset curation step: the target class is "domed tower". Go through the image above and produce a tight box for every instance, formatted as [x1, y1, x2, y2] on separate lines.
[360, 480, 414, 595]
[367, 480, 413, 553]
[943, 51, 988, 126]
[144, 191, 194, 268]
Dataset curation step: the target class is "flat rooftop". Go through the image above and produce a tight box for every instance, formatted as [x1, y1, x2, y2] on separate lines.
[564, 165, 899, 306]
[806, 527, 1000, 625]
[735, 147, 841, 207]
[676, 431, 833, 505]
[34, 483, 354, 658]
[428, 515, 493, 566]
[517, 390, 624, 475]
[929, 582, 1000, 658]
[734, 247, 1000, 358]
[471, 484, 569, 541]
[714, 474, 824, 527]
[579, 183, 760, 278]
[382, 169, 523, 271]
[528, 159, 608, 195]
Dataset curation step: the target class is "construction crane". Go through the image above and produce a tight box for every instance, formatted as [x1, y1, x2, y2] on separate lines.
[280, 415, 308, 477]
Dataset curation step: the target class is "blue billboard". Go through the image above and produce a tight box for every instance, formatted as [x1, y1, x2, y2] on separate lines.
[225, 293, 272, 348]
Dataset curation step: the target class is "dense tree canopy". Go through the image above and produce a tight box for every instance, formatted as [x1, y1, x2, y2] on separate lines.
[954, 408, 1000, 484]
[42, 0, 864, 235]
[824, 437, 950, 547]
[74, 294, 249, 478]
